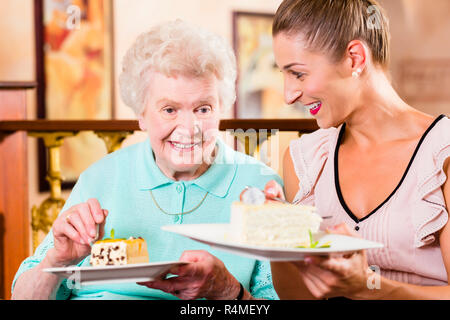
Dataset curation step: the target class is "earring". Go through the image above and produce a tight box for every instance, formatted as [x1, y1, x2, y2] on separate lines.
[352, 68, 362, 78]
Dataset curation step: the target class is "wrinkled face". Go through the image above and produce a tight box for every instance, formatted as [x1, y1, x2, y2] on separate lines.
[273, 32, 355, 128]
[139, 72, 221, 178]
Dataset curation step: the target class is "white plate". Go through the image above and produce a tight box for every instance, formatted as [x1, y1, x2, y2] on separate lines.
[162, 224, 384, 261]
[43, 261, 188, 286]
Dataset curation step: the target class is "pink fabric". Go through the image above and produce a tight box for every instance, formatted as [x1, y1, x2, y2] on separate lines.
[290, 116, 450, 286]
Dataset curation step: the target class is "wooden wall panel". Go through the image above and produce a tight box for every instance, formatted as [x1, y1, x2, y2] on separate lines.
[0, 87, 30, 300]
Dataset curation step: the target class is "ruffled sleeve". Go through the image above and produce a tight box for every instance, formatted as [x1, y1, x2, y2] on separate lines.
[290, 127, 339, 204]
[414, 117, 450, 248]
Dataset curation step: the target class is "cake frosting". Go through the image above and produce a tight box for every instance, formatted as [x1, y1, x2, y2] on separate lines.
[230, 201, 322, 247]
[90, 237, 149, 266]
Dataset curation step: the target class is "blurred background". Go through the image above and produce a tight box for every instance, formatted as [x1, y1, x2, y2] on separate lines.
[0, 0, 449, 299]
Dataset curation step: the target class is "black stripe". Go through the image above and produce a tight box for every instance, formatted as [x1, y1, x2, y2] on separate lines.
[334, 114, 446, 224]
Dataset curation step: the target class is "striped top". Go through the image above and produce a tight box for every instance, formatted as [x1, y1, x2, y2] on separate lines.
[290, 115, 449, 285]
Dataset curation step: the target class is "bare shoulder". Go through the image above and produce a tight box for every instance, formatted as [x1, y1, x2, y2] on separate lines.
[397, 110, 446, 145]
[409, 110, 437, 132]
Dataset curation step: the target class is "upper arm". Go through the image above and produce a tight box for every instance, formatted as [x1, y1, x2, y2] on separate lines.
[439, 157, 450, 283]
[283, 146, 300, 203]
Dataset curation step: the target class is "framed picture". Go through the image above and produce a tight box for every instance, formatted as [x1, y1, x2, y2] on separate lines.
[232, 11, 311, 119]
[34, 0, 115, 191]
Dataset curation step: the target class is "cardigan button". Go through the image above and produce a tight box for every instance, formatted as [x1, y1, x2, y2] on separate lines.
[355, 226, 360, 231]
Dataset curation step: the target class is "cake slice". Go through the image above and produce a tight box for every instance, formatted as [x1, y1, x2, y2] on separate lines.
[90, 237, 149, 266]
[230, 201, 323, 248]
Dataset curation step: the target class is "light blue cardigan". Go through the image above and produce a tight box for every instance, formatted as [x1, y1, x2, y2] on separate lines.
[13, 138, 283, 300]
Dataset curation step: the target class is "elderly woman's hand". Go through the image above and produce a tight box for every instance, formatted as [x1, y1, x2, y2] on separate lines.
[292, 223, 374, 299]
[138, 250, 242, 300]
[47, 198, 108, 267]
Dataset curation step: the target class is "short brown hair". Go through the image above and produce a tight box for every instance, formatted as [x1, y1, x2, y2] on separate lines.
[273, 0, 391, 68]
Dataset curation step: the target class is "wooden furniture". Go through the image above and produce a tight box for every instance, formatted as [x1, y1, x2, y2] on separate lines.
[0, 82, 36, 300]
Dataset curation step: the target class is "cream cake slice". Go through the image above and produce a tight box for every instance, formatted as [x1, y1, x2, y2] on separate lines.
[230, 201, 323, 248]
[90, 237, 149, 266]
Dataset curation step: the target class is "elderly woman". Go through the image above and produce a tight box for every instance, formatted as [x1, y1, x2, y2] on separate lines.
[264, 0, 450, 299]
[12, 20, 282, 300]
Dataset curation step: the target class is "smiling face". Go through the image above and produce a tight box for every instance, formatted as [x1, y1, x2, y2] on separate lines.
[273, 32, 358, 128]
[139, 72, 221, 180]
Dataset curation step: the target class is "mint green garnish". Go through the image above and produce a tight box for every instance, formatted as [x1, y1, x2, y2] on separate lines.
[295, 229, 331, 248]
[309, 230, 319, 248]
[110, 228, 115, 239]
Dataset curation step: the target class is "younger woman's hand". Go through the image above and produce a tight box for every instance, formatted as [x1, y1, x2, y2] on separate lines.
[292, 223, 372, 299]
[264, 180, 286, 201]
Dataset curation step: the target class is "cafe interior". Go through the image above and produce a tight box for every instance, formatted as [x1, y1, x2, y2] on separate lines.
[0, 0, 449, 300]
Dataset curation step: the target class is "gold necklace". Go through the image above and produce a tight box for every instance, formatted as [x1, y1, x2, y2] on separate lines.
[149, 189, 209, 216]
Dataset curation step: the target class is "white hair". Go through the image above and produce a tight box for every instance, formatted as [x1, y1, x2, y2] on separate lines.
[119, 20, 237, 116]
